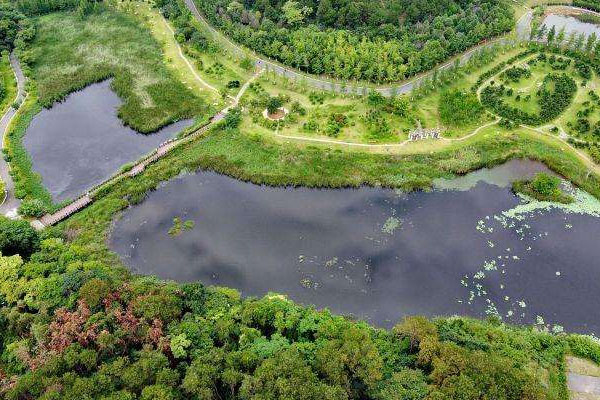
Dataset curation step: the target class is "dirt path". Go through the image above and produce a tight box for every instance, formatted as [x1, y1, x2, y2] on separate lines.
[162, 17, 220, 95]
[567, 356, 600, 400]
[0, 52, 26, 218]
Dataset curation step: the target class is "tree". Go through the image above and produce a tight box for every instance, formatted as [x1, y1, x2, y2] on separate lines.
[547, 25, 556, 46]
[266, 96, 283, 114]
[535, 24, 547, 41]
[240, 347, 347, 400]
[0, 216, 40, 259]
[224, 106, 242, 128]
[281, 1, 312, 26]
[586, 32, 597, 55]
[556, 26, 566, 47]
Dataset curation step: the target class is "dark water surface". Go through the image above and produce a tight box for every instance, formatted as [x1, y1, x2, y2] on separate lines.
[109, 160, 600, 333]
[24, 80, 193, 202]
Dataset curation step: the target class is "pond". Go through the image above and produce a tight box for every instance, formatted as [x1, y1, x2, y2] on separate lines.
[109, 160, 600, 334]
[24, 80, 194, 203]
[542, 13, 600, 39]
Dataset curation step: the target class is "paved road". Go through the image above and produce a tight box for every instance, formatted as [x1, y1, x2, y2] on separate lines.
[0, 52, 25, 218]
[183, 0, 532, 97]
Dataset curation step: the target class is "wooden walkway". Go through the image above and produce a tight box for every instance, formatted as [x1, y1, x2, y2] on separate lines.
[40, 195, 92, 226]
[37, 111, 227, 227]
[35, 66, 263, 229]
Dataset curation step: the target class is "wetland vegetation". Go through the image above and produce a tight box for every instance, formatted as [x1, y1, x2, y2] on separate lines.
[2, 0, 600, 398]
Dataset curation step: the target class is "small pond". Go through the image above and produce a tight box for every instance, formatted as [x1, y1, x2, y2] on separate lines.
[542, 13, 600, 39]
[109, 160, 600, 334]
[24, 80, 194, 202]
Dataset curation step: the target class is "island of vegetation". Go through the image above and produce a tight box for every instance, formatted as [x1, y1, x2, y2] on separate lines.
[1, 0, 600, 399]
[512, 172, 575, 203]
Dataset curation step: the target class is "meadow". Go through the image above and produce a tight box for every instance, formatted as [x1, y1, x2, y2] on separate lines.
[27, 8, 208, 133]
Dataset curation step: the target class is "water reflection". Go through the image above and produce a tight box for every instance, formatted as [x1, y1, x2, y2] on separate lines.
[24, 80, 193, 202]
[109, 160, 600, 333]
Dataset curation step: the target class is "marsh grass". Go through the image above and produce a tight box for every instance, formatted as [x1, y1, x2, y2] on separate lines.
[28, 10, 208, 133]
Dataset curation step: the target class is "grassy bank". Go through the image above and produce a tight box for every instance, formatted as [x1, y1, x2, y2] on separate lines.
[27, 8, 209, 133]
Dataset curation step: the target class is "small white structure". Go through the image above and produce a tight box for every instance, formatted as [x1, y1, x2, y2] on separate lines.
[409, 120, 441, 141]
[263, 107, 289, 121]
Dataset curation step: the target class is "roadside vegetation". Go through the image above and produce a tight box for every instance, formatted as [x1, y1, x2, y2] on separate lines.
[0, 51, 16, 119]
[513, 172, 575, 203]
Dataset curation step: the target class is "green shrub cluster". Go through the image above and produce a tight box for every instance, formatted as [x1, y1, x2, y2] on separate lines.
[439, 89, 484, 127]
[512, 173, 574, 204]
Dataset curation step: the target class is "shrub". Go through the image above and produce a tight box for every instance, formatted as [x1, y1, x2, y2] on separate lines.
[439, 90, 483, 127]
[18, 198, 47, 217]
[0, 216, 40, 258]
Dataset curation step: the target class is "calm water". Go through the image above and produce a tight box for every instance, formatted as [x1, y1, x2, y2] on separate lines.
[109, 160, 600, 333]
[24, 80, 193, 202]
[542, 13, 600, 39]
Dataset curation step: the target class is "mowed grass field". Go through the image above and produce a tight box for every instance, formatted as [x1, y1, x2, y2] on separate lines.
[28, 8, 210, 133]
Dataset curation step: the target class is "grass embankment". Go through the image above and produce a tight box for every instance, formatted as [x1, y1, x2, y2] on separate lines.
[4, 7, 214, 215]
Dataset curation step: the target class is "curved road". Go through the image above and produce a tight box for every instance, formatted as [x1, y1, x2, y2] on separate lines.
[183, 0, 532, 97]
[0, 52, 25, 218]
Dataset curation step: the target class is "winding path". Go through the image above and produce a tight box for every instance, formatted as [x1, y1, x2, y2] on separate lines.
[0, 52, 26, 218]
[183, 0, 533, 97]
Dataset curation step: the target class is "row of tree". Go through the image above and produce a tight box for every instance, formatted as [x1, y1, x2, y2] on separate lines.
[190, 0, 514, 82]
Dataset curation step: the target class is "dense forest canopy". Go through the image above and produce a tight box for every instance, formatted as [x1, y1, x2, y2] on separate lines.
[188, 0, 515, 82]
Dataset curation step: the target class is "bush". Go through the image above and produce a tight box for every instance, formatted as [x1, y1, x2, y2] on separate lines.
[512, 173, 574, 204]
[439, 90, 483, 127]
[18, 198, 47, 217]
[0, 216, 40, 258]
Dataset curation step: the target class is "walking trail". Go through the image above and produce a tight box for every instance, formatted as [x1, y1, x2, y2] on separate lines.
[0, 52, 26, 219]
[567, 356, 600, 400]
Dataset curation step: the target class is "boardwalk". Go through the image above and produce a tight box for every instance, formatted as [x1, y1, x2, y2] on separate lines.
[40, 195, 92, 226]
